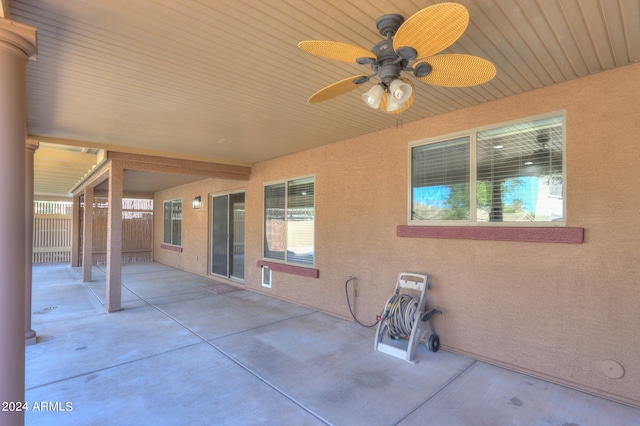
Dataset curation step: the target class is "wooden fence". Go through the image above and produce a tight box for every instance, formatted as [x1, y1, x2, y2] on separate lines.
[85, 198, 153, 265]
[33, 199, 154, 265]
[33, 201, 74, 264]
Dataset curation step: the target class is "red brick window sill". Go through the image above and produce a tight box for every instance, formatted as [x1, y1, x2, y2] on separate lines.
[397, 226, 584, 243]
[161, 244, 183, 252]
[257, 260, 319, 278]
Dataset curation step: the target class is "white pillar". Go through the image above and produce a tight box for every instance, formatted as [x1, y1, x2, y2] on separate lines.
[25, 139, 38, 346]
[0, 17, 37, 426]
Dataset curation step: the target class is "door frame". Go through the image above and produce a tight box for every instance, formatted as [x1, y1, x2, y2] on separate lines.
[209, 191, 245, 283]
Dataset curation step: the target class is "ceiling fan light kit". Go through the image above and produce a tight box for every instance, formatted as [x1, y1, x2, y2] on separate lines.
[389, 79, 413, 103]
[362, 84, 385, 109]
[379, 78, 415, 115]
[298, 2, 496, 114]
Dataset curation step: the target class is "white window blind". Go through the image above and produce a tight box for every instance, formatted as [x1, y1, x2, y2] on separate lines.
[264, 177, 315, 265]
[476, 115, 563, 223]
[264, 183, 286, 261]
[411, 137, 470, 221]
[410, 113, 564, 225]
[163, 199, 182, 245]
[287, 177, 314, 266]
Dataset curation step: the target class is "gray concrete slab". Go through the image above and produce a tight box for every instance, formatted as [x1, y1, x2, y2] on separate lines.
[26, 343, 324, 426]
[122, 268, 195, 283]
[117, 262, 180, 275]
[85, 280, 141, 305]
[25, 262, 640, 426]
[213, 312, 475, 425]
[85, 266, 106, 280]
[123, 273, 225, 300]
[158, 290, 315, 341]
[399, 361, 640, 426]
[26, 305, 202, 389]
[32, 265, 104, 324]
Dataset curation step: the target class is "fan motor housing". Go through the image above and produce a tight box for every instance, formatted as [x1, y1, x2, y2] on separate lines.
[376, 14, 404, 36]
[371, 39, 397, 61]
[370, 39, 408, 84]
[378, 64, 402, 83]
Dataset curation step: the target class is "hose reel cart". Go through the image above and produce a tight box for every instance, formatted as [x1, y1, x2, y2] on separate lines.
[374, 272, 442, 364]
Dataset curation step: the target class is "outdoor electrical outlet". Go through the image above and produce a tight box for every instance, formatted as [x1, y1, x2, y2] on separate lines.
[347, 276, 357, 298]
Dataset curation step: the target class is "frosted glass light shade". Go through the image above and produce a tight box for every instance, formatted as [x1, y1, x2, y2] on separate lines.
[389, 78, 413, 103]
[362, 84, 385, 109]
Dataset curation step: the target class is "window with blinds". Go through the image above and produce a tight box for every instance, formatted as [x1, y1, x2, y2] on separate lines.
[264, 176, 315, 265]
[163, 199, 182, 245]
[410, 113, 564, 225]
[411, 137, 470, 221]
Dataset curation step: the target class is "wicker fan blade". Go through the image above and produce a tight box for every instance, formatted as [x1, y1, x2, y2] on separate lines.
[379, 78, 415, 114]
[393, 3, 469, 59]
[308, 75, 369, 103]
[298, 40, 374, 63]
[416, 54, 496, 87]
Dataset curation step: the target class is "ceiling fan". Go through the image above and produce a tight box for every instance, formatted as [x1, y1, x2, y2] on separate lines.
[298, 2, 496, 114]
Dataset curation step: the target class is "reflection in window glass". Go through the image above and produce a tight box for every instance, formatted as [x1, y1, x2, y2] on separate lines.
[411, 137, 470, 221]
[264, 183, 286, 261]
[171, 200, 182, 245]
[287, 177, 314, 266]
[476, 115, 563, 223]
[264, 177, 315, 266]
[163, 201, 171, 243]
[410, 114, 564, 224]
[163, 199, 182, 245]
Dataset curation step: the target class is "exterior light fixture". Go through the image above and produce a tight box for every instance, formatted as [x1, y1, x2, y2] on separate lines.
[192, 196, 202, 209]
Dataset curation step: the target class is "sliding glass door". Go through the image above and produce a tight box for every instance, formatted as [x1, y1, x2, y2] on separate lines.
[211, 192, 245, 281]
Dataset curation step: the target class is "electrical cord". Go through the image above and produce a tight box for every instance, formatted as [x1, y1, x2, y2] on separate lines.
[345, 276, 379, 328]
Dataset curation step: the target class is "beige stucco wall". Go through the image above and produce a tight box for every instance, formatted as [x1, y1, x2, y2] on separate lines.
[153, 179, 246, 276]
[155, 62, 640, 407]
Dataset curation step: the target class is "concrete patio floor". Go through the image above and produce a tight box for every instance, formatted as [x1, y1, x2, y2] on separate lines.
[26, 262, 640, 425]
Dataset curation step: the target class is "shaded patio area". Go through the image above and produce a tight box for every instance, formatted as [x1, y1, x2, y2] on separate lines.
[26, 263, 640, 425]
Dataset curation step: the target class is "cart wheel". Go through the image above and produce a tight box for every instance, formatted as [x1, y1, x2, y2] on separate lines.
[428, 334, 440, 352]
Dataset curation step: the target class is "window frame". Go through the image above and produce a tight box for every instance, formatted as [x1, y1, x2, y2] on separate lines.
[262, 175, 315, 267]
[408, 111, 566, 227]
[163, 198, 182, 246]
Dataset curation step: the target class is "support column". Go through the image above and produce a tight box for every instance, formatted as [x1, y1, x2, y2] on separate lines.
[25, 139, 38, 346]
[82, 187, 94, 282]
[106, 164, 123, 312]
[0, 17, 37, 426]
[71, 193, 80, 267]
